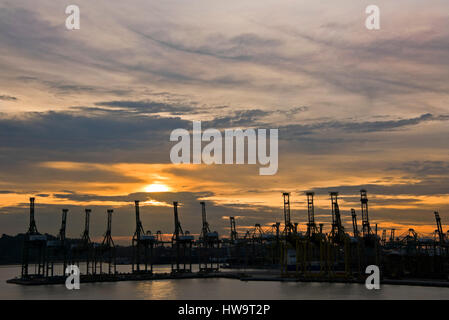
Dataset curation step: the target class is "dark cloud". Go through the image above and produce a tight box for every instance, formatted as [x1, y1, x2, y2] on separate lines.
[0, 95, 17, 101]
[388, 161, 449, 177]
[95, 100, 197, 115]
[52, 191, 214, 204]
[279, 113, 446, 140]
[0, 107, 447, 172]
[310, 177, 449, 197]
[0, 109, 189, 165]
[205, 109, 272, 128]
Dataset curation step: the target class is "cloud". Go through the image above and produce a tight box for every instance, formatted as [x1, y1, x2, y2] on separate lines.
[310, 178, 449, 197]
[388, 161, 449, 177]
[95, 100, 197, 115]
[0, 109, 190, 165]
[279, 113, 447, 141]
[132, 29, 283, 61]
[0, 95, 17, 101]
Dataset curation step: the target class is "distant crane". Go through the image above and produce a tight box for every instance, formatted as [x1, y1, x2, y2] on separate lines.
[171, 202, 193, 273]
[434, 211, 445, 244]
[230, 216, 238, 242]
[389, 229, 395, 243]
[360, 189, 371, 237]
[199, 202, 219, 272]
[95, 209, 116, 275]
[306, 192, 318, 237]
[82, 209, 91, 244]
[172, 201, 183, 242]
[272, 222, 280, 239]
[283, 192, 294, 235]
[381, 229, 387, 246]
[21, 197, 46, 278]
[330, 192, 344, 241]
[59, 209, 68, 243]
[133, 201, 145, 242]
[59, 209, 68, 271]
[28, 197, 39, 235]
[250, 224, 265, 241]
[132, 201, 155, 273]
[102, 209, 114, 248]
[351, 208, 359, 237]
[80, 209, 92, 274]
[46, 209, 69, 277]
[200, 202, 211, 240]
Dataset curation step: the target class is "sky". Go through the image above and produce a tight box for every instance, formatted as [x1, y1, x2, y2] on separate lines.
[1, 0, 449, 244]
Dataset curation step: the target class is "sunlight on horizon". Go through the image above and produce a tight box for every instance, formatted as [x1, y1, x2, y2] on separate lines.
[144, 183, 171, 193]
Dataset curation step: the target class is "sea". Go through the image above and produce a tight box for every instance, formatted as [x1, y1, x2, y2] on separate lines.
[1, 264, 448, 299]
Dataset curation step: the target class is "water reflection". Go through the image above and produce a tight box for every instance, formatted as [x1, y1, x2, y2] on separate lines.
[1, 265, 448, 300]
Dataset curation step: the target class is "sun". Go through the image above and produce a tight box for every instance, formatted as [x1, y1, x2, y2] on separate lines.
[144, 183, 171, 193]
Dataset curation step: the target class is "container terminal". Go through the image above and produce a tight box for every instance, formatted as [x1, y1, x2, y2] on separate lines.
[7, 190, 449, 287]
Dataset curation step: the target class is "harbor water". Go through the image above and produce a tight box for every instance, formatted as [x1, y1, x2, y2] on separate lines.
[1, 265, 448, 300]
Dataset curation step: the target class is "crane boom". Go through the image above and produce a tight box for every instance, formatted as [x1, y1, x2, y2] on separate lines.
[59, 209, 68, 242]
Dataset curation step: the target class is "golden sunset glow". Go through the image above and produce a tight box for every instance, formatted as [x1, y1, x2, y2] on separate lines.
[144, 183, 171, 193]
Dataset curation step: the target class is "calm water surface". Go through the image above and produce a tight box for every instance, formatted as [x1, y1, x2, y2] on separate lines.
[1, 265, 448, 299]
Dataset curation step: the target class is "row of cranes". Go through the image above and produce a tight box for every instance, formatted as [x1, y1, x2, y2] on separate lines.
[21, 197, 221, 279]
[227, 190, 448, 278]
[21, 198, 118, 278]
[235, 189, 449, 248]
[20, 188, 448, 279]
[234, 190, 377, 245]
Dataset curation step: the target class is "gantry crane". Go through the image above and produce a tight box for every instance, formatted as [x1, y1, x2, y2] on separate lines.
[360, 189, 371, 237]
[46, 209, 69, 277]
[283, 192, 294, 235]
[200, 202, 210, 240]
[95, 209, 116, 275]
[306, 192, 318, 237]
[82, 209, 91, 245]
[171, 202, 193, 274]
[28, 197, 38, 235]
[230, 216, 238, 242]
[132, 201, 156, 273]
[250, 224, 265, 241]
[59, 209, 68, 271]
[351, 209, 359, 237]
[389, 229, 395, 243]
[434, 211, 446, 246]
[330, 192, 345, 242]
[381, 229, 387, 246]
[199, 202, 219, 272]
[78, 209, 92, 274]
[21, 197, 46, 278]
[272, 222, 281, 239]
